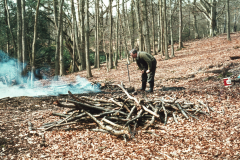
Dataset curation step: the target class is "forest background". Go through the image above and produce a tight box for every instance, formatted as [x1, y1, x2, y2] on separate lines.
[1, 0, 239, 79]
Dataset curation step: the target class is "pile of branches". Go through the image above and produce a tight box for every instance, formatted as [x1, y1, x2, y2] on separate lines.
[37, 84, 212, 138]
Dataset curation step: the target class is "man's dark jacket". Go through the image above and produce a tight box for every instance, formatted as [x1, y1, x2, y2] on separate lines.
[136, 51, 157, 83]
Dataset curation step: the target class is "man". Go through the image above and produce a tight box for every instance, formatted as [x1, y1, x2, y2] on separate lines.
[129, 49, 157, 92]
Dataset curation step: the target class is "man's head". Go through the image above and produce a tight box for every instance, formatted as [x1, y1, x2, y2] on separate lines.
[129, 49, 138, 58]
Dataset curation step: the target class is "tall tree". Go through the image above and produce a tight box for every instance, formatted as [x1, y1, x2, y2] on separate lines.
[31, 0, 40, 83]
[192, 0, 199, 39]
[17, 0, 22, 71]
[21, 0, 26, 70]
[71, 0, 81, 72]
[169, 0, 174, 57]
[114, 0, 120, 68]
[163, 0, 169, 59]
[54, 0, 64, 79]
[150, 0, 156, 55]
[59, 0, 65, 75]
[109, 0, 113, 69]
[121, 0, 129, 62]
[80, 0, 86, 70]
[140, 0, 151, 54]
[85, 0, 92, 77]
[193, 0, 223, 37]
[179, 0, 184, 49]
[226, 0, 231, 41]
[159, 0, 164, 55]
[4, 0, 16, 55]
[94, 0, 100, 69]
[134, 0, 143, 51]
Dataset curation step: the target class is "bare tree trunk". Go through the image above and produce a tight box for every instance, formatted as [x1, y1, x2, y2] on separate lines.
[114, 0, 120, 69]
[134, 0, 143, 51]
[17, 0, 22, 76]
[163, 0, 169, 59]
[80, 0, 86, 70]
[226, 0, 231, 41]
[85, 0, 92, 78]
[59, 0, 67, 76]
[193, 0, 199, 39]
[109, 0, 113, 69]
[94, 0, 100, 69]
[71, 0, 81, 72]
[140, 0, 151, 54]
[210, 0, 217, 37]
[150, 0, 156, 55]
[169, 0, 174, 57]
[31, 0, 40, 84]
[131, 0, 135, 49]
[21, 0, 26, 70]
[179, 0, 183, 49]
[159, 0, 164, 55]
[157, 0, 161, 53]
[121, 0, 129, 63]
[4, 0, 16, 56]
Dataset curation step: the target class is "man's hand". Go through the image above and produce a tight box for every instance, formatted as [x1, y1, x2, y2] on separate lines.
[141, 70, 150, 74]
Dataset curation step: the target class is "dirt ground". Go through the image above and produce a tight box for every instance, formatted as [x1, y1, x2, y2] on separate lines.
[1, 33, 240, 159]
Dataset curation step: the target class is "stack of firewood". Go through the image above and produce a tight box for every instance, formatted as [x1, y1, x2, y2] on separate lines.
[38, 84, 212, 138]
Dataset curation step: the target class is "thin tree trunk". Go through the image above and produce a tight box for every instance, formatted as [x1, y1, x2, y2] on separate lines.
[59, 0, 65, 76]
[17, 0, 22, 75]
[163, 0, 169, 59]
[109, 0, 113, 69]
[21, 0, 26, 70]
[85, 0, 92, 77]
[179, 0, 183, 49]
[226, 0, 231, 41]
[159, 0, 164, 55]
[31, 0, 40, 84]
[140, 0, 151, 54]
[134, 0, 143, 51]
[193, 0, 199, 39]
[72, 0, 81, 72]
[80, 0, 86, 70]
[121, 0, 129, 63]
[4, 0, 16, 56]
[94, 0, 100, 69]
[131, 0, 135, 49]
[150, 0, 156, 55]
[114, 0, 120, 68]
[169, 0, 174, 57]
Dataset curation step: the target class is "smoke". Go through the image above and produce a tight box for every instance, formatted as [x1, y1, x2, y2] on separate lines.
[0, 50, 100, 99]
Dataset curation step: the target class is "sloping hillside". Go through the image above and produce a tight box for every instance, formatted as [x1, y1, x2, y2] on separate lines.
[1, 33, 240, 159]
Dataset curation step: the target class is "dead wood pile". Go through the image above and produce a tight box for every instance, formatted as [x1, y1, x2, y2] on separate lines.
[35, 84, 212, 140]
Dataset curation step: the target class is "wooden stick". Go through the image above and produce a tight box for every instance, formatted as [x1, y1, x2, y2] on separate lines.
[142, 105, 159, 118]
[143, 108, 158, 130]
[172, 112, 178, 123]
[126, 106, 136, 119]
[84, 110, 128, 136]
[125, 109, 143, 126]
[162, 103, 168, 125]
[102, 117, 127, 130]
[176, 103, 189, 119]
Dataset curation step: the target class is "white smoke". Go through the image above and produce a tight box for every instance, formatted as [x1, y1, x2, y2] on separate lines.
[0, 50, 100, 99]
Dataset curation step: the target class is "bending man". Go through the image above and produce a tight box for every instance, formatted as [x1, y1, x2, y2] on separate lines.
[129, 49, 157, 92]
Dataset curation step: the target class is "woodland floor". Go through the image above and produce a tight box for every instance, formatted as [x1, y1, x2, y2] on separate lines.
[1, 33, 240, 159]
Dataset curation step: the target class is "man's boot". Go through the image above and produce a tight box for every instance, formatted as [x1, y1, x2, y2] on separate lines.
[146, 82, 154, 93]
[138, 82, 146, 91]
